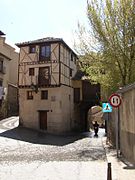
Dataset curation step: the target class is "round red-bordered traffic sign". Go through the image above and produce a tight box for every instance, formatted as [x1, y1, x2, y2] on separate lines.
[109, 93, 121, 108]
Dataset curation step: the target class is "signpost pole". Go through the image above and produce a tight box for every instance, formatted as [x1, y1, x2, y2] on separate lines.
[109, 93, 122, 158]
[116, 108, 119, 158]
[108, 112, 109, 139]
[118, 107, 120, 157]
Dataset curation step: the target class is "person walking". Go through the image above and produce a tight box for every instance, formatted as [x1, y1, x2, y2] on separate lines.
[93, 121, 99, 136]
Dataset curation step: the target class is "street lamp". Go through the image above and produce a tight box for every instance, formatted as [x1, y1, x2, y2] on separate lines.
[30, 83, 38, 93]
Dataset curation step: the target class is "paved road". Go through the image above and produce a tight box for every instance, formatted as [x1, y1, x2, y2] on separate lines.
[0, 117, 107, 180]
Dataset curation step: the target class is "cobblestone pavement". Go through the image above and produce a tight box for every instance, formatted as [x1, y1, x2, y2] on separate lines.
[3, 117, 135, 180]
[0, 117, 107, 180]
[0, 117, 106, 163]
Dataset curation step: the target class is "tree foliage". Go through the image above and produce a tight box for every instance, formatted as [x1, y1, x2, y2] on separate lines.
[75, 0, 135, 98]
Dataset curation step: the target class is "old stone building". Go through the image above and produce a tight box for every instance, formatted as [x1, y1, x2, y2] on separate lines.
[16, 37, 100, 134]
[117, 84, 135, 164]
[108, 84, 135, 164]
[0, 31, 19, 118]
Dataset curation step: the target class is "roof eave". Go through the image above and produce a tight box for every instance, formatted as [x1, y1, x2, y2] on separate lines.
[0, 52, 12, 61]
[16, 38, 78, 57]
[117, 83, 135, 94]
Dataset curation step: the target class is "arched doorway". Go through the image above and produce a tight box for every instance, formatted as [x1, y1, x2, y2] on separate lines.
[87, 105, 105, 131]
[79, 101, 100, 132]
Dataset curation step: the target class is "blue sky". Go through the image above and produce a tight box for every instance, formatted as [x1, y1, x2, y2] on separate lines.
[0, 0, 88, 51]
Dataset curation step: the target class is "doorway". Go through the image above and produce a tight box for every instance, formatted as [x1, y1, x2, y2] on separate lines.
[39, 111, 47, 130]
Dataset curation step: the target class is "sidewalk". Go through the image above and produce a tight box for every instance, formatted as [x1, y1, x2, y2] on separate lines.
[102, 137, 135, 180]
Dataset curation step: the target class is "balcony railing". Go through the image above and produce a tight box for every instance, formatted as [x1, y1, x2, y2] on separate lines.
[38, 75, 50, 86]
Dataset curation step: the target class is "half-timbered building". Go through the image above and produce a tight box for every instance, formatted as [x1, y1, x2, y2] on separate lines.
[16, 37, 100, 134]
[16, 37, 80, 133]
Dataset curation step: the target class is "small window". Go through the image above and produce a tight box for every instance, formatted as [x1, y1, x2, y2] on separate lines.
[40, 45, 51, 60]
[70, 69, 72, 77]
[29, 68, 35, 76]
[29, 46, 36, 53]
[74, 57, 76, 64]
[0, 60, 3, 72]
[71, 53, 73, 61]
[41, 90, 48, 99]
[27, 91, 33, 100]
[0, 79, 3, 86]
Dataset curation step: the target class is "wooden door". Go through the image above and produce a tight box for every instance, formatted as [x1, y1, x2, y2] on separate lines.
[39, 111, 47, 130]
[38, 67, 50, 85]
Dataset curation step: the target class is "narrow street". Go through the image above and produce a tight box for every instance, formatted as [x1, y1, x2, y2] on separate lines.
[0, 117, 134, 180]
[0, 117, 107, 180]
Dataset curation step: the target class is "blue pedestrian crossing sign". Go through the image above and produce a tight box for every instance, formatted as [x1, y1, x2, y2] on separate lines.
[102, 103, 112, 113]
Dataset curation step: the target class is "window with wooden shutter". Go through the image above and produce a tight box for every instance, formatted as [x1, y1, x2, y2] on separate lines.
[41, 90, 48, 100]
[29, 68, 35, 76]
[27, 91, 33, 100]
[29, 45, 36, 53]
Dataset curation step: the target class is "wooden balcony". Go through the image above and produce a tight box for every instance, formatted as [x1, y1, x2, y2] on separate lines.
[38, 75, 50, 86]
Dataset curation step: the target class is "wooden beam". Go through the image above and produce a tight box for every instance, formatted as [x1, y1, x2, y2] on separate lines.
[59, 43, 61, 84]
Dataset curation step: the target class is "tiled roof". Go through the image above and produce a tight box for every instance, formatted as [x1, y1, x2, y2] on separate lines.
[16, 37, 63, 46]
[16, 37, 78, 56]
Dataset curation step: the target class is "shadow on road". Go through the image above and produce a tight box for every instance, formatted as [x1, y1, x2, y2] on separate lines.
[120, 158, 135, 170]
[0, 126, 91, 146]
[77, 149, 106, 161]
[123, 166, 135, 170]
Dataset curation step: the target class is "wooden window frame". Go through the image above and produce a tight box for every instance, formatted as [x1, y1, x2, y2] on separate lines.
[27, 91, 33, 100]
[71, 53, 73, 61]
[74, 57, 76, 64]
[38, 67, 50, 86]
[29, 45, 36, 53]
[29, 68, 35, 76]
[0, 79, 3, 86]
[0, 59, 3, 72]
[41, 90, 48, 100]
[39, 44, 51, 61]
[70, 69, 72, 77]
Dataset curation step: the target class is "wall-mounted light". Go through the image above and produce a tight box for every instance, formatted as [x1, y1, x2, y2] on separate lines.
[30, 83, 38, 93]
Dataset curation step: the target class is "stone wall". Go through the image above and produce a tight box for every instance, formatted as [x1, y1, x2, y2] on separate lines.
[19, 85, 76, 134]
[108, 108, 118, 146]
[119, 89, 135, 163]
[110, 88, 135, 164]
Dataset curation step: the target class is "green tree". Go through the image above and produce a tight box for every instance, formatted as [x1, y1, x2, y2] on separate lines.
[75, 0, 135, 98]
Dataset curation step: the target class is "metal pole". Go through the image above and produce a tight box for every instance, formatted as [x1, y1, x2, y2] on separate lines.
[107, 163, 112, 180]
[118, 107, 120, 155]
[108, 112, 109, 139]
[116, 108, 119, 157]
